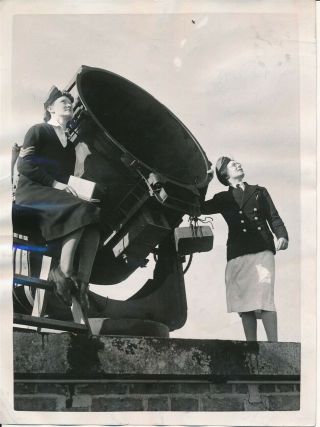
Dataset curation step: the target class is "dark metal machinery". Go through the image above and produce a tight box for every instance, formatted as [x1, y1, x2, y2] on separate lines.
[13, 65, 213, 335]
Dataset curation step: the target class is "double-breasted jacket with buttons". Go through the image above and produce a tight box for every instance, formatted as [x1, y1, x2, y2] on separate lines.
[201, 183, 288, 261]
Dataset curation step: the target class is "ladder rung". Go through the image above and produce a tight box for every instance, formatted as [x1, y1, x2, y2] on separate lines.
[13, 313, 88, 333]
[13, 243, 48, 254]
[14, 274, 53, 290]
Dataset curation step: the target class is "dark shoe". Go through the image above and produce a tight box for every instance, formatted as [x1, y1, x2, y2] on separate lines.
[48, 265, 72, 307]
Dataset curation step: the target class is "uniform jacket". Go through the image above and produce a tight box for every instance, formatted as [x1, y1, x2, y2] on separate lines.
[201, 183, 288, 261]
[17, 123, 76, 187]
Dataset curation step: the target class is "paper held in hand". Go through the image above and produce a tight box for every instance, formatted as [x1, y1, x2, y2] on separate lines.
[68, 175, 99, 202]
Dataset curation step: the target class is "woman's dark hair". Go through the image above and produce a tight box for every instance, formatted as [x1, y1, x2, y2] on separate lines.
[215, 156, 232, 186]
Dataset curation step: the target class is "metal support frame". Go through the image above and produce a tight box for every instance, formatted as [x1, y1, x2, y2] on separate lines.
[13, 235, 91, 335]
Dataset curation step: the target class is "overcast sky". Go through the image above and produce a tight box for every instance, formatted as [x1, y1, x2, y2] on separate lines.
[9, 11, 300, 341]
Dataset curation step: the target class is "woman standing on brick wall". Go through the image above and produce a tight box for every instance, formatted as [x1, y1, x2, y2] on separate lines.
[14, 86, 101, 311]
[201, 157, 288, 341]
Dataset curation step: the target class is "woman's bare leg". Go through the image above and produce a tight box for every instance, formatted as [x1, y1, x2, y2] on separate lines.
[59, 228, 84, 277]
[49, 228, 84, 306]
[261, 310, 278, 342]
[241, 311, 257, 341]
[73, 225, 100, 311]
[77, 225, 100, 283]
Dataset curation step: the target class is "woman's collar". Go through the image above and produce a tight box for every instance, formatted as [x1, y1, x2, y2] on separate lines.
[47, 117, 67, 130]
[47, 117, 61, 127]
[229, 181, 247, 190]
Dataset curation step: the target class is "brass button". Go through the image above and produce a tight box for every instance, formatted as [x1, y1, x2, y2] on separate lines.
[253, 208, 257, 212]
[239, 210, 243, 214]
[257, 226, 262, 231]
[254, 216, 258, 220]
[241, 220, 245, 223]
[243, 229, 247, 232]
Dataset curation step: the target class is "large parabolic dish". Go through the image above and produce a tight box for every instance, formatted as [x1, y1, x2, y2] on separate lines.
[76, 66, 210, 187]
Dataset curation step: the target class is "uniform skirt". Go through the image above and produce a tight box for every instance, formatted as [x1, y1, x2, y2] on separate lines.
[225, 250, 276, 314]
[15, 178, 100, 241]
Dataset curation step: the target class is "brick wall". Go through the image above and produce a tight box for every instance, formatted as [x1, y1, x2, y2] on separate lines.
[14, 380, 300, 411]
[13, 332, 300, 412]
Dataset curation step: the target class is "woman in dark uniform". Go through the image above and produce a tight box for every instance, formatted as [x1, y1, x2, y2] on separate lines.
[202, 157, 288, 341]
[15, 86, 100, 309]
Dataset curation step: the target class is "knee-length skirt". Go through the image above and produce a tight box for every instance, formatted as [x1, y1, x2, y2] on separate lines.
[225, 250, 276, 314]
[15, 178, 100, 241]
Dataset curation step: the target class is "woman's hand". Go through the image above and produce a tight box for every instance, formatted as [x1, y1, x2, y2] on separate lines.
[52, 180, 78, 196]
[65, 185, 78, 196]
[276, 237, 288, 251]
